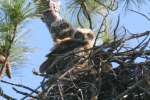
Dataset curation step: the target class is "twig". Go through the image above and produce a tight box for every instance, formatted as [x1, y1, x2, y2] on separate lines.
[78, 89, 84, 100]
[57, 80, 64, 100]
[13, 87, 37, 99]
[0, 23, 18, 79]
[114, 79, 143, 100]
[113, 15, 120, 42]
[77, 7, 84, 28]
[21, 85, 41, 100]
[137, 86, 150, 95]
[128, 9, 150, 21]
[124, 31, 150, 42]
[81, 1, 93, 29]
[33, 70, 52, 78]
[0, 87, 16, 100]
[1, 80, 39, 94]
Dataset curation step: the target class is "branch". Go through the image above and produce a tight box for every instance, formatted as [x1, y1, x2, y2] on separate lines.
[13, 87, 37, 99]
[57, 80, 64, 100]
[0, 24, 18, 79]
[0, 87, 16, 100]
[123, 31, 150, 42]
[128, 9, 150, 21]
[114, 79, 143, 100]
[34, 0, 61, 33]
[81, 1, 93, 29]
[1, 80, 39, 94]
[21, 85, 41, 100]
[33, 70, 53, 78]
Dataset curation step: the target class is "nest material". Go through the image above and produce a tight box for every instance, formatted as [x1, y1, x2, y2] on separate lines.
[37, 40, 150, 100]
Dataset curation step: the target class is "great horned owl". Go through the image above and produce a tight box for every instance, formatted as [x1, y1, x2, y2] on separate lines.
[48, 0, 75, 44]
[39, 39, 87, 74]
[71, 28, 95, 72]
[40, 0, 96, 74]
[39, 28, 95, 74]
[49, 0, 60, 13]
[49, 0, 61, 21]
[73, 28, 95, 50]
[51, 20, 74, 44]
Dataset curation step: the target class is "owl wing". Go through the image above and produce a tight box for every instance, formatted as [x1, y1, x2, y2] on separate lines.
[39, 39, 86, 73]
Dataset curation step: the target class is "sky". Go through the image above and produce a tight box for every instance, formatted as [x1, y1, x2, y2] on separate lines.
[0, 0, 150, 99]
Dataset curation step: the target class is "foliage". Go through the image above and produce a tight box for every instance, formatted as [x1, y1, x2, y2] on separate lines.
[0, 0, 150, 100]
[64, 0, 117, 29]
[33, 0, 49, 14]
[0, 0, 36, 74]
[101, 18, 113, 44]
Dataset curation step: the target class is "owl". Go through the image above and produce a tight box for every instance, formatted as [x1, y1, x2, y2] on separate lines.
[49, 0, 62, 21]
[50, 20, 75, 44]
[73, 28, 95, 49]
[39, 39, 87, 74]
[39, 28, 95, 74]
[48, 0, 75, 44]
[39, 0, 96, 74]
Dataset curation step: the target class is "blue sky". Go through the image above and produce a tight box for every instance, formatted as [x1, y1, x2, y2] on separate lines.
[0, 0, 150, 99]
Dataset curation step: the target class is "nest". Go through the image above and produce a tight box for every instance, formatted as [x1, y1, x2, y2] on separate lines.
[37, 39, 150, 100]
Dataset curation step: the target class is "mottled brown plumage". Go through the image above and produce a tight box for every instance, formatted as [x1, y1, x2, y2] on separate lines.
[39, 28, 95, 74]
[51, 20, 74, 44]
[73, 28, 95, 49]
[39, 39, 87, 74]
[39, 0, 96, 74]
[48, 0, 75, 44]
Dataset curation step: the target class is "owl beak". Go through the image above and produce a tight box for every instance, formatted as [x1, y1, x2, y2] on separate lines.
[72, 39, 86, 44]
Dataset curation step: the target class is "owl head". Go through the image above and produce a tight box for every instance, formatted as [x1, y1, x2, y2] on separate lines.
[51, 20, 74, 42]
[73, 28, 95, 45]
[49, 0, 61, 13]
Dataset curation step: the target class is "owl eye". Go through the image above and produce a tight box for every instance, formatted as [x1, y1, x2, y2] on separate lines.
[51, 26, 61, 34]
[87, 33, 94, 39]
[60, 22, 70, 29]
[74, 32, 82, 38]
[74, 32, 84, 40]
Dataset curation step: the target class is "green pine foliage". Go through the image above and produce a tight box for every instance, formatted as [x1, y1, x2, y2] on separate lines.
[33, 0, 49, 14]
[101, 18, 113, 44]
[0, 0, 36, 67]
